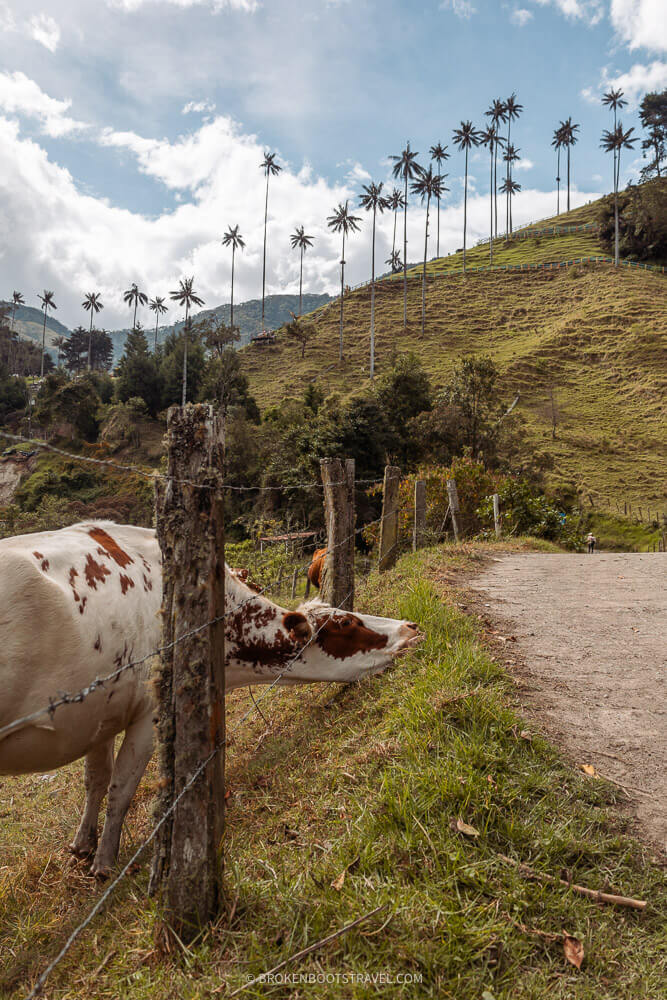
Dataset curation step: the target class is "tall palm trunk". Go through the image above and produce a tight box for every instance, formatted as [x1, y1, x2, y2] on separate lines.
[436, 194, 440, 257]
[392, 206, 398, 257]
[182, 304, 190, 407]
[421, 195, 430, 336]
[402, 174, 408, 328]
[40, 307, 48, 377]
[556, 146, 561, 216]
[261, 172, 270, 331]
[489, 143, 494, 263]
[87, 311, 94, 371]
[463, 146, 469, 273]
[493, 143, 499, 237]
[230, 243, 236, 330]
[154, 315, 159, 353]
[339, 230, 346, 362]
[614, 144, 621, 267]
[370, 207, 377, 378]
[133, 300, 138, 330]
[506, 119, 512, 237]
[299, 245, 304, 317]
[10, 303, 17, 373]
[567, 145, 571, 213]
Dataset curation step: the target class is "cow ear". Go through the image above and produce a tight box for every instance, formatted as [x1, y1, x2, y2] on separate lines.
[282, 612, 312, 644]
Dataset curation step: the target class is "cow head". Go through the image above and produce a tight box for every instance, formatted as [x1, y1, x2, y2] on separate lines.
[224, 572, 421, 689]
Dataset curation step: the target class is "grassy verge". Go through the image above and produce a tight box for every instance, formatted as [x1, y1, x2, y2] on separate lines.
[1, 543, 665, 999]
[583, 511, 665, 552]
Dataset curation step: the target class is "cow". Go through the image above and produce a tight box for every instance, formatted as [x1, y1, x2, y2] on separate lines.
[307, 547, 327, 589]
[0, 522, 421, 876]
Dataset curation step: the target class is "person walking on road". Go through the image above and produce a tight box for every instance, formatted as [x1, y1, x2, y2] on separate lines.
[586, 532, 597, 554]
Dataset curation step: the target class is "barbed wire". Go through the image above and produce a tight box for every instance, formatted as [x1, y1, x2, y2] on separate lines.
[0, 497, 410, 742]
[23, 587, 355, 1000]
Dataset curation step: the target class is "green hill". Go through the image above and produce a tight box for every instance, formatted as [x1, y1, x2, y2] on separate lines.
[240, 196, 667, 512]
[0, 304, 71, 360]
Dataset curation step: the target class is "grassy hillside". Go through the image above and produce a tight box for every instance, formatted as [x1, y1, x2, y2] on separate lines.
[0, 304, 70, 360]
[241, 199, 667, 511]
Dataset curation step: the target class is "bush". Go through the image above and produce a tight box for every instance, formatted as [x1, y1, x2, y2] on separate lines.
[477, 479, 581, 548]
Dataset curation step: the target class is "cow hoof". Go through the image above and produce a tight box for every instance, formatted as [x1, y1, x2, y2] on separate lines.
[90, 863, 113, 881]
[68, 842, 96, 860]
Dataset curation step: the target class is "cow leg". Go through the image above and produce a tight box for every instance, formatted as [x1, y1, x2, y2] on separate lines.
[69, 738, 114, 858]
[91, 713, 153, 878]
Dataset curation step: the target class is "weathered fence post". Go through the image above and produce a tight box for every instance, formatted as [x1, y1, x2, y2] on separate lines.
[493, 493, 502, 539]
[379, 465, 401, 571]
[413, 480, 426, 552]
[150, 404, 226, 940]
[291, 567, 298, 599]
[320, 457, 355, 610]
[447, 478, 461, 543]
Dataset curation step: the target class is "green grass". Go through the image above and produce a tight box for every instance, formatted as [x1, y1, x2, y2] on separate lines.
[241, 199, 667, 512]
[1, 543, 664, 998]
[583, 510, 665, 552]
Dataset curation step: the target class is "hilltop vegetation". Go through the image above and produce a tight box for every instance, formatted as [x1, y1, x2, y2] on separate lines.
[240, 195, 667, 510]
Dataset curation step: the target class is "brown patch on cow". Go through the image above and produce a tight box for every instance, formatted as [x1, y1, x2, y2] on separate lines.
[85, 553, 112, 590]
[141, 556, 152, 574]
[143, 574, 153, 592]
[282, 611, 312, 643]
[231, 634, 297, 667]
[33, 551, 49, 572]
[119, 573, 135, 595]
[88, 527, 134, 569]
[79, 597, 88, 615]
[315, 613, 388, 661]
[94, 635, 102, 652]
[69, 567, 80, 602]
[308, 548, 327, 589]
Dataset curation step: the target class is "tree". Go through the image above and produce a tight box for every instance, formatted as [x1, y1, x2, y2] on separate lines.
[600, 123, 637, 266]
[502, 144, 521, 234]
[485, 98, 507, 238]
[386, 250, 402, 274]
[289, 225, 314, 317]
[169, 277, 205, 406]
[260, 152, 282, 333]
[327, 201, 361, 363]
[222, 224, 245, 330]
[196, 314, 240, 357]
[441, 355, 499, 455]
[37, 290, 56, 377]
[359, 182, 390, 378]
[387, 187, 406, 260]
[639, 89, 666, 180]
[602, 88, 627, 192]
[199, 348, 259, 420]
[500, 177, 522, 235]
[123, 282, 148, 330]
[479, 125, 498, 261]
[452, 121, 482, 272]
[504, 93, 523, 234]
[9, 291, 24, 374]
[63, 326, 113, 373]
[551, 124, 565, 216]
[52, 335, 67, 369]
[284, 313, 313, 359]
[33, 371, 102, 441]
[389, 142, 421, 328]
[429, 143, 450, 256]
[597, 178, 667, 260]
[159, 331, 207, 410]
[149, 296, 168, 352]
[82, 291, 104, 371]
[559, 117, 580, 212]
[376, 352, 432, 467]
[410, 166, 447, 335]
[116, 326, 162, 415]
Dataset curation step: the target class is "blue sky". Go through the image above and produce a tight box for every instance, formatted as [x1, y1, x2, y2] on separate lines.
[0, 0, 665, 328]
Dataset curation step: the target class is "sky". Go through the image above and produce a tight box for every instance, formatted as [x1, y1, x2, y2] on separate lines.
[0, 0, 665, 330]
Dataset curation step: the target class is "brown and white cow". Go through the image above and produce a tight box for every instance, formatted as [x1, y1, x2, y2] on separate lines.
[0, 522, 420, 875]
[307, 547, 328, 590]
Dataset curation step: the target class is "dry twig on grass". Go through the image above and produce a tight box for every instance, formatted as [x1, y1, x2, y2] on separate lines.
[497, 854, 647, 910]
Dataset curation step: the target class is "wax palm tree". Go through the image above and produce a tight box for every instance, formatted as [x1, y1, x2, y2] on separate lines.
[327, 201, 361, 362]
[37, 290, 56, 377]
[452, 121, 482, 273]
[389, 141, 421, 327]
[82, 291, 104, 370]
[502, 145, 521, 234]
[601, 122, 637, 266]
[500, 177, 521, 234]
[429, 143, 450, 257]
[149, 296, 168, 352]
[479, 125, 498, 261]
[359, 182, 390, 378]
[387, 187, 406, 259]
[221, 224, 245, 331]
[123, 282, 148, 330]
[560, 118, 580, 212]
[504, 93, 523, 234]
[602, 88, 627, 193]
[485, 98, 508, 238]
[9, 291, 24, 373]
[289, 225, 314, 317]
[169, 277, 205, 406]
[386, 250, 402, 273]
[410, 166, 447, 336]
[259, 152, 282, 333]
[551, 124, 565, 216]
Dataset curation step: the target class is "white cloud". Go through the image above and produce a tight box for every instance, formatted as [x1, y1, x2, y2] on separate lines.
[182, 100, 217, 114]
[0, 71, 87, 137]
[108, 0, 259, 11]
[439, 0, 476, 19]
[515, 158, 535, 170]
[511, 8, 534, 25]
[610, 1, 667, 53]
[0, 2, 16, 33]
[28, 13, 61, 52]
[583, 60, 667, 105]
[531, 1, 604, 25]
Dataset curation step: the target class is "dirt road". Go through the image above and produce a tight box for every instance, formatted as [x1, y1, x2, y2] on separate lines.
[471, 552, 666, 851]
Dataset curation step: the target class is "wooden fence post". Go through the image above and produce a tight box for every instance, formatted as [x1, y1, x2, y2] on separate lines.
[149, 404, 226, 940]
[379, 465, 401, 572]
[493, 493, 502, 538]
[447, 479, 461, 543]
[320, 457, 355, 610]
[413, 480, 426, 552]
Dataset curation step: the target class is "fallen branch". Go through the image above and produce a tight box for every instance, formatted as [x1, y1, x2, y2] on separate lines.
[497, 854, 646, 911]
[434, 687, 481, 710]
[227, 904, 388, 996]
